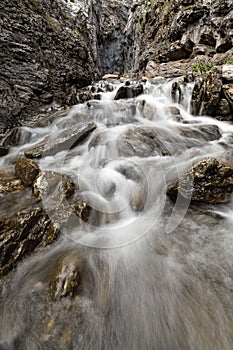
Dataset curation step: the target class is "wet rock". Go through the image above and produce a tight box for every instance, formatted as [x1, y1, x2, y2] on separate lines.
[2, 127, 32, 147]
[49, 253, 84, 300]
[114, 84, 143, 100]
[168, 157, 233, 204]
[171, 81, 184, 103]
[24, 122, 97, 159]
[33, 171, 77, 203]
[119, 126, 171, 157]
[223, 84, 233, 110]
[191, 67, 222, 116]
[215, 99, 231, 120]
[0, 206, 59, 278]
[15, 157, 40, 186]
[177, 124, 221, 143]
[0, 146, 9, 157]
[0, 168, 25, 194]
[119, 123, 221, 158]
[167, 107, 183, 122]
[74, 197, 92, 223]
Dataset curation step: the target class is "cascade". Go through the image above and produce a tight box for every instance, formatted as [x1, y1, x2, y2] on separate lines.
[0, 78, 232, 349]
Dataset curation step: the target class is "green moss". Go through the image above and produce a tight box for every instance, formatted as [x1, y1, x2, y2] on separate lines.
[191, 61, 214, 76]
[225, 59, 233, 65]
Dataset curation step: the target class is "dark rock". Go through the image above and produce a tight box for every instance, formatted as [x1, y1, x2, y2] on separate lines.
[49, 252, 83, 300]
[171, 81, 184, 103]
[0, 146, 9, 157]
[191, 67, 222, 116]
[0, 206, 59, 278]
[215, 99, 231, 118]
[2, 127, 32, 147]
[216, 36, 232, 53]
[223, 84, 233, 110]
[168, 157, 233, 204]
[114, 84, 143, 100]
[15, 157, 40, 186]
[166, 39, 194, 61]
[24, 122, 97, 158]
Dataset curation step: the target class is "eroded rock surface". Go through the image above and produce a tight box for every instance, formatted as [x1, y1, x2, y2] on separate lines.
[168, 157, 233, 204]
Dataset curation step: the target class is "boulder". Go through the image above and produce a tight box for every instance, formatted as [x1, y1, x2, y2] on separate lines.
[15, 157, 40, 186]
[168, 157, 233, 204]
[24, 122, 97, 159]
[118, 124, 221, 158]
[114, 84, 143, 100]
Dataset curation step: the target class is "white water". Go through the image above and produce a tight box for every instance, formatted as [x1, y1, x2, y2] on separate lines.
[0, 79, 233, 349]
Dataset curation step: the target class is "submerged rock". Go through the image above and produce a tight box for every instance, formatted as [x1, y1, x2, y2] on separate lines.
[49, 252, 84, 300]
[24, 122, 97, 159]
[15, 157, 40, 186]
[168, 157, 233, 204]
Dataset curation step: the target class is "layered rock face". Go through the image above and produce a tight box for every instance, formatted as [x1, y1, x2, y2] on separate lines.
[132, 0, 233, 75]
[0, 0, 97, 131]
[0, 0, 138, 132]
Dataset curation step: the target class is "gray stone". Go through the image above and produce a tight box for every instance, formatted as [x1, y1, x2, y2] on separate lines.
[24, 122, 97, 159]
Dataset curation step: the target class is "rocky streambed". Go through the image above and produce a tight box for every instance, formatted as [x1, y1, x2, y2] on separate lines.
[0, 76, 233, 349]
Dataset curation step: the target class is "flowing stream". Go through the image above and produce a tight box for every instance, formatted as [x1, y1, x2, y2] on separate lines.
[0, 78, 233, 349]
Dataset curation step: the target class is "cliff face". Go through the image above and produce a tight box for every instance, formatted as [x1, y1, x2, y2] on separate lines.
[0, 0, 137, 131]
[132, 0, 233, 76]
[0, 0, 98, 131]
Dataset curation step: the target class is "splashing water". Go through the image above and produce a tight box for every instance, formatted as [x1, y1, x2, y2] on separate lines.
[0, 78, 232, 350]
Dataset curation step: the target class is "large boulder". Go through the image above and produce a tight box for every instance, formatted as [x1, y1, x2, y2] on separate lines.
[168, 157, 233, 204]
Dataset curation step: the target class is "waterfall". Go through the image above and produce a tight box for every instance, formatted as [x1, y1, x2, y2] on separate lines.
[0, 78, 232, 350]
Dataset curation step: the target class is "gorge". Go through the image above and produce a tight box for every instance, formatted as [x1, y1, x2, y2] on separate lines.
[0, 1, 233, 349]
